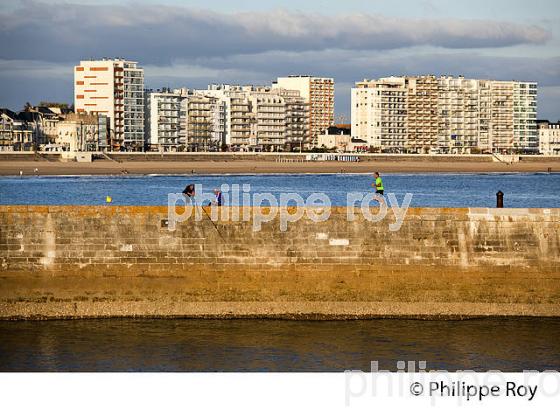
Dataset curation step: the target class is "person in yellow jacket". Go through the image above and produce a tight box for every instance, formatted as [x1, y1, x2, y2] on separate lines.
[372, 172, 384, 195]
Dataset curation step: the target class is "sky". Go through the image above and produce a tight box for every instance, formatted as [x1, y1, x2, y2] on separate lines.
[0, 0, 559, 120]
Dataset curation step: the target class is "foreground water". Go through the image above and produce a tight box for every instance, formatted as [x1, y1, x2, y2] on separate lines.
[1, 318, 559, 371]
[0, 172, 559, 207]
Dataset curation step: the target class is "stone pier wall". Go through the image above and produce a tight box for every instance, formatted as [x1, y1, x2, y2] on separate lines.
[0, 206, 559, 319]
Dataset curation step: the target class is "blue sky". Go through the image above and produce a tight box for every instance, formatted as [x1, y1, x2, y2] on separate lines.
[0, 0, 559, 119]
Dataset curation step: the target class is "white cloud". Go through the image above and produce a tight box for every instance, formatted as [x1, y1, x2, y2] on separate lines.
[0, 1, 552, 64]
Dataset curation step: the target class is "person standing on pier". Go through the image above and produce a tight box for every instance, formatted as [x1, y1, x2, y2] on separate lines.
[182, 184, 195, 202]
[372, 172, 384, 196]
[214, 189, 222, 206]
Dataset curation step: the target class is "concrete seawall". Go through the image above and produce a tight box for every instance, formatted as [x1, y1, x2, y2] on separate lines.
[0, 206, 559, 319]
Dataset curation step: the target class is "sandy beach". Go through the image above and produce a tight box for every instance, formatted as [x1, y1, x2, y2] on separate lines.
[0, 158, 559, 176]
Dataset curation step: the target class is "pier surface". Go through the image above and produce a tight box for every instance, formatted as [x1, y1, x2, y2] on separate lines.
[1, 206, 559, 319]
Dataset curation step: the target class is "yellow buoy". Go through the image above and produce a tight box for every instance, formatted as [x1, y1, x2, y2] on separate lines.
[106, 196, 112, 203]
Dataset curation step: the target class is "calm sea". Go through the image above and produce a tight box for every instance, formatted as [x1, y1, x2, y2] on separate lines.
[0, 172, 559, 207]
[1, 318, 559, 371]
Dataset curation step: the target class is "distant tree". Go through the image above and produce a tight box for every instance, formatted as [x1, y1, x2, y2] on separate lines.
[39, 101, 70, 109]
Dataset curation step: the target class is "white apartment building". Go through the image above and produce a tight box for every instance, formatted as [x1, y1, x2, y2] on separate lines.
[145, 88, 184, 151]
[513, 82, 538, 152]
[203, 85, 250, 148]
[274, 76, 334, 148]
[74, 58, 144, 150]
[538, 120, 560, 155]
[275, 88, 308, 151]
[438, 76, 481, 153]
[203, 84, 308, 151]
[351, 77, 408, 152]
[351, 75, 538, 154]
[145, 87, 227, 151]
[248, 91, 286, 149]
[181, 93, 226, 151]
[247, 87, 308, 151]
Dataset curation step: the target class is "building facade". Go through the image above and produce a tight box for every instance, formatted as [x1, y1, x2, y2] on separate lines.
[55, 113, 102, 152]
[0, 109, 41, 151]
[74, 58, 144, 150]
[145, 89, 183, 151]
[351, 77, 408, 152]
[202, 84, 308, 151]
[351, 75, 538, 154]
[538, 120, 560, 155]
[274, 76, 334, 148]
[182, 93, 226, 151]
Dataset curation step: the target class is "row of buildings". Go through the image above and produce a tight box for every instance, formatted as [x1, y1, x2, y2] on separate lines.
[351, 75, 539, 154]
[74, 58, 334, 152]
[0, 58, 558, 154]
[0, 106, 107, 152]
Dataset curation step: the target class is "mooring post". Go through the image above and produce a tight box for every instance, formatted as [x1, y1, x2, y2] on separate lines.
[496, 191, 504, 208]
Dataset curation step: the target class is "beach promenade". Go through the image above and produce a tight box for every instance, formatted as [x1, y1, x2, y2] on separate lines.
[1, 153, 559, 175]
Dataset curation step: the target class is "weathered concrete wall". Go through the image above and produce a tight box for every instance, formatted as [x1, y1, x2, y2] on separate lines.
[0, 206, 559, 319]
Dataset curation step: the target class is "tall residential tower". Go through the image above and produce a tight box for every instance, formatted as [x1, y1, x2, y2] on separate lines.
[74, 58, 144, 150]
[274, 76, 334, 148]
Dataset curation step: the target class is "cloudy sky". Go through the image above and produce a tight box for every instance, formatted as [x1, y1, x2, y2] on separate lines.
[1, 0, 559, 120]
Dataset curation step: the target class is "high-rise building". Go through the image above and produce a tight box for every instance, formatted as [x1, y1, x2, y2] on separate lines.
[407, 76, 439, 152]
[248, 87, 308, 151]
[203, 84, 308, 151]
[145, 88, 184, 151]
[351, 77, 408, 152]
[182, 93, 226, 151]
[437, 76, 481, 153]
[274, 76, 334, 148]
[275, 88, 308, 151]
[351, 75, 538, 154]
[74, 58, 144, 150]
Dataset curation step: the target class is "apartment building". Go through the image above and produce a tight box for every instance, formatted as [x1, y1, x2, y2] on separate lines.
[438, 76, 481, 153]
[513, 82, 538, 152]
[351, 77, 408, 151]
[245, 87, 307, 151]
[74, 58, 144, 150]
[407, 76, 439, 152]
[203, 85, 251, 148]
[274, 76, 334, 148]
[249, 91, 285, 149]
[145, 88, 184, 151]
[351, 75, 538, 154]
[276, 88, 308, 151]
[203, 84, 308, 151]
[538, 120, 560, 155]
[181, 93, 226, 151]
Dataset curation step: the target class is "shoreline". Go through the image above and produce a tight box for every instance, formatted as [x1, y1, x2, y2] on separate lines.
[1, 158, 559, 176]
[2, 301, 559, 321]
